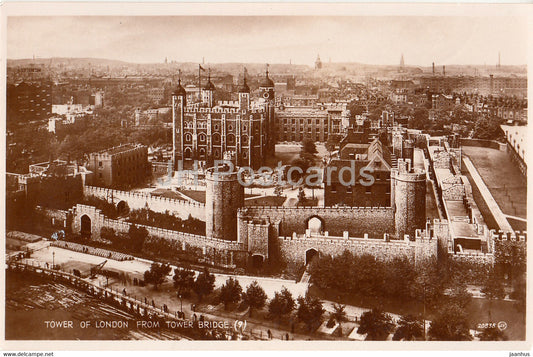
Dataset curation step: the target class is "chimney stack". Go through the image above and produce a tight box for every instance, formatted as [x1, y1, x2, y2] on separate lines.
[443, 65, 446, 76]
[432, 62, 435, 75]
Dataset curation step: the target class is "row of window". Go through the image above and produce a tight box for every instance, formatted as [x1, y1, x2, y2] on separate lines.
[183, 122, 261, 132]
[182, 148, 250, 160]
[184, 133, 259, 145]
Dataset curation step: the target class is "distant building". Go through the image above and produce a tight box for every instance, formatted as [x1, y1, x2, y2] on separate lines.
[7, 81, 52, 124]
[315, 54, 322, 70]
[276, 102, 349, 142]
[87, 144, 150, 189]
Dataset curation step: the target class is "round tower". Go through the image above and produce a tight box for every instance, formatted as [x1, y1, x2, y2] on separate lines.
[393, 165, 426, 239]
[205, 164, 244, 241]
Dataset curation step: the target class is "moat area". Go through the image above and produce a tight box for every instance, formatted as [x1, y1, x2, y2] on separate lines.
[5, 271, 187, 340]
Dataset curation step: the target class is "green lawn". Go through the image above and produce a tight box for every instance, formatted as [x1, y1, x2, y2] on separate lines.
[462, 147, 527, 219]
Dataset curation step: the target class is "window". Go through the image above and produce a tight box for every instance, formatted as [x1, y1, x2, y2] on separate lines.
[331, 184, 337, 193]
[214, 124, 220, 131]
[99, 161, 102, 167]
[199, 133, 206, 143]
[366, 186, 372, 194]
[185, 133, 192, 143]
[228, 124, 234, 131]
[347, 186, 353, 193]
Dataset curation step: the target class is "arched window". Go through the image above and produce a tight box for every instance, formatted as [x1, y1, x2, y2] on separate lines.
[184, 133, 192, 143]
[212, 133, 221, 145]
[184, 147, 192, 159]
[227, 134, 235, 146]
[198, 133, 206, 143]
[241, 135, 249, 145]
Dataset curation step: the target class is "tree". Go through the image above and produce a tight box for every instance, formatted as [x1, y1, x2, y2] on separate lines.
[173, 266, 195, 296]
[243, 281, 267, 317]
[331, 303, 347, 325]
[301, 138, 318, 156]
[193, 268, 215, 302]
[481, 269, 506, 320]
[357, 308, 395, 341]
[393, 315, 424, 341]
[268, 287, 295, 322]
[409, 108, 429, 130]
[219, 277, 243, 310]
[297, 187, 307, 206]
[473, 116, 502, 140]
[479, 327, 507, 341]
[143, 262, 171, 290]
[296, 294, 325, 331]
[428, 304, 472, 341]
[128, 224, 148, 253]
[448, 282, 473, 309]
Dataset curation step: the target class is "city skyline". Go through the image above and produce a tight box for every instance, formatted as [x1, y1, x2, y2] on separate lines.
[7, 16, 528, 66]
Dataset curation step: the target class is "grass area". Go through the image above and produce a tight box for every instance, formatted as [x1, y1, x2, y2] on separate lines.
[462, 147, 527, 219]
[179, 189, 206, 203]
[244, 196, 286, 207]
[507, 217, 527, 231]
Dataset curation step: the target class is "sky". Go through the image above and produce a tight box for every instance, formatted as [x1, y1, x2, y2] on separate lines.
[7, 16, 528, 66]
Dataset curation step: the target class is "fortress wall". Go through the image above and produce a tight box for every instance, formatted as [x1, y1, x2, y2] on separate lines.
[278, 234, 437, 266]
[84, 185, 206, 221]
[240, 206, 395, 238]
[74, 204, 241, 252]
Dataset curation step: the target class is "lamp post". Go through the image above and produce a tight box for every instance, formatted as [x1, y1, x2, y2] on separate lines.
[52, 251, 55, 270]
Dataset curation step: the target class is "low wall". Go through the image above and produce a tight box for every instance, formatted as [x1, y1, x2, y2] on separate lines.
[460, 138, 506, 151]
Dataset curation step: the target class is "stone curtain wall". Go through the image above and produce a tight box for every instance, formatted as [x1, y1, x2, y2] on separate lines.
[84, 186, 206, 221]
[240, 206, 395, 238]
[73, 204, 242, 252]
[278, 234, 437, 266]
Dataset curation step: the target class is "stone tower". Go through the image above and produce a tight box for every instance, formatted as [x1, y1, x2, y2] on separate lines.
[392, 160, 426, 239]
[259, 65, 276, 157]
[238, 71, 250, 111]
[315, 54, 322, 70]
[202, 73, 215, 108]
[172, 79, 186, 170]
[205, 164, 244, 241]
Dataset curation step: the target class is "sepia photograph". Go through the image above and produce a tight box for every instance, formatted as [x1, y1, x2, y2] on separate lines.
[1, 2, 531, 353]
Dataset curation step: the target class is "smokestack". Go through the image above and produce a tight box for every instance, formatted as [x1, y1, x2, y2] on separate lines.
[432, 62, 435, 75]
[443, 65, 446, 76]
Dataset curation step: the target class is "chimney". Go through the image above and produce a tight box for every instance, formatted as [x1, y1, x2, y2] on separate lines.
[432, 62, 435, 75]
[443, 65, 446, 76]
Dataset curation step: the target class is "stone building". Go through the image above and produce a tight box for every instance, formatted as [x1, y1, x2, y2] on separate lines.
[324, 138, 393, 207]
[172, 68, 276, 170]
[275, 102, 349, 142]
[7, 81, 53, 124]
[87, 144, 150, 189]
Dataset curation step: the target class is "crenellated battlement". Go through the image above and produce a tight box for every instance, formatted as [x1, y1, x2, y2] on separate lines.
[184, 106, 265, 114]
[490, 229, 527, 242]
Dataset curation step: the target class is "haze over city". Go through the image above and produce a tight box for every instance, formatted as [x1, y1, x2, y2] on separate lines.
[7, 16, 528, 66]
